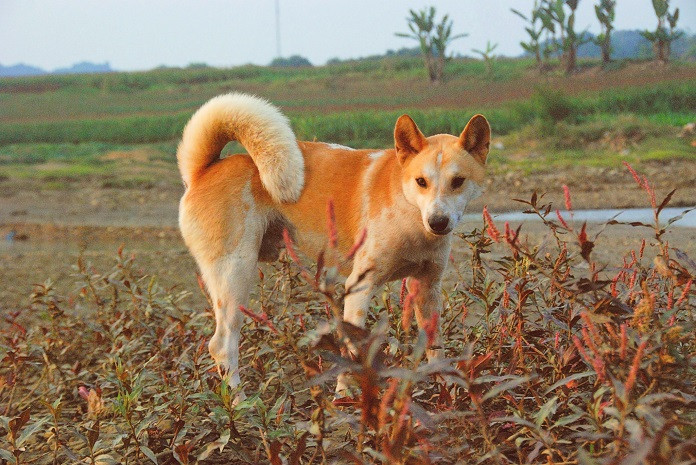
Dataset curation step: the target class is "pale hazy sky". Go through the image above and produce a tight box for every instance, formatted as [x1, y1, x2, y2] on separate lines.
[1, 1, 694, 71]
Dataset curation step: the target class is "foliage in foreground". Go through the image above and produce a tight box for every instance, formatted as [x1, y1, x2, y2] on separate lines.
[1, 166, 695, 464]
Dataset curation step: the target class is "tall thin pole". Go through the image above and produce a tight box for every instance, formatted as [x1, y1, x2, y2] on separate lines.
[275, 0, 281, 58]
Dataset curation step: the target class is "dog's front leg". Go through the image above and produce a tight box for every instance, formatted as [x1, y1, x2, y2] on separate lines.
[408, 265, 445, 361]
[343, 268, 375, 330]
[335, 267, 376, 396]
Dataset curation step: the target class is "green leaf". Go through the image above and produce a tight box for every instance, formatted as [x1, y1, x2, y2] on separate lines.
[577, 447, 600, 465]
[482, 375, 532, 402]
[553, 412, 585, 428]
[535, 396, 558, 426]
[489, 415, 537, 430]
[197, 429, 231, 461]
[140, 445, 158, 464]
[94, 454, 120, 465]
[543, 371, 594, 394]
[511, 8, 529, 21]
[667, 207, 696, 226]
[16, 417, 49, 447]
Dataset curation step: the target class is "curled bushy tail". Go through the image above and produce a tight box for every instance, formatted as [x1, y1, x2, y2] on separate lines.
[177, 93, 304, 203]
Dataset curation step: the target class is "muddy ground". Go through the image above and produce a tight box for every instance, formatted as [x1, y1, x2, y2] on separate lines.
[1, 161, 695, 311]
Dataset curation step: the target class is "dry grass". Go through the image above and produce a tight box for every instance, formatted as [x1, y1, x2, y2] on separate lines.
[1, 165, 694, 464]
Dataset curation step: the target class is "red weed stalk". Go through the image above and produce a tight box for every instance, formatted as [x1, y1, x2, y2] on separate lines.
[572, 336, 590, 363]
[580, 312, 602, 347]
[676, 280, 692, 306]
[581, 327, 600, 360]
[399, 278, 407, 307]
[482, 206, 501, 242]
[378, 378, 400, 432]
[239, 305, 279, 334]
[402, 280, 420, 334]
[625, 340, 648, 396]
[611, 272, 620, 297]
[623, 161, 642, 186]
[628, 270, 638, 301]
[423, 310, 439, 347]
[345, 228, 367, 261]
[556, 209, 570, 229]
[623, 161, 656, 208]
[642, 175, 657, 209]
[562, 184, 572, 212]
[604, 323, 618, 341]
[326, 199, 338, 249]
[620, 323, 628, 360]
[283, 228, 301, 264]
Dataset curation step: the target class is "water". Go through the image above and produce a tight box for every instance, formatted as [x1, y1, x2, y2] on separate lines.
[462, 206, 696, 228]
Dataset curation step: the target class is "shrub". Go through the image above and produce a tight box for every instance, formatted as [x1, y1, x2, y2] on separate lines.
[530, 87, 577, 132]
[269, 55, 313, 68]
[1, 165, 694, 463]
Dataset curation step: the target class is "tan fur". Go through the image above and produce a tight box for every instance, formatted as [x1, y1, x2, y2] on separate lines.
[177, 93, 491, 395]
[177, 93, 303, 203]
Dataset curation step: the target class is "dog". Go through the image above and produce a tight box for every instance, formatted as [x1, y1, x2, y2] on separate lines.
[177, 93, 490, 394]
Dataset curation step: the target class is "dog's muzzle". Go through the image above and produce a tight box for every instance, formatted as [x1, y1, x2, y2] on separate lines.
[428, 215, 451, 235]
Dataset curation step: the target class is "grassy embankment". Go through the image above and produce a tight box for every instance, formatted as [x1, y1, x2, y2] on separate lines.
[0, 58, 694, 189]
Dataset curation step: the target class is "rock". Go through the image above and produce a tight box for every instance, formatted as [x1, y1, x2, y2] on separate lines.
[679, 122, 695, 138]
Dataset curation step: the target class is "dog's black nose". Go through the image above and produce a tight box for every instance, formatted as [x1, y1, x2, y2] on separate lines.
[428, 216, 450, 234]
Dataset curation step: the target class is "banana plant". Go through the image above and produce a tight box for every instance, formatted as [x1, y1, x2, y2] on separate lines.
[541, 0, 590, 74]
[472, 41, 499, 77]
[511, 1, 545, 70]
[594, 0, 616, 66]
[396, 7, 467, 83]
[641, 0, 683, 63]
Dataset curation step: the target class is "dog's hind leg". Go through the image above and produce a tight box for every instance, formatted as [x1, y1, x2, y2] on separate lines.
[199, 221, 264, 396]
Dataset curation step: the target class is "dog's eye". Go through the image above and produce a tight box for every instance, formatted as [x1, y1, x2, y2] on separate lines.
[451, 177, 465, 189]
[415, 177, 427, 188]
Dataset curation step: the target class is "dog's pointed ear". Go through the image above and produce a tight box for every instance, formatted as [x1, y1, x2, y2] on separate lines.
[394, 114, 427, 165]
[459, 114, 491, 164]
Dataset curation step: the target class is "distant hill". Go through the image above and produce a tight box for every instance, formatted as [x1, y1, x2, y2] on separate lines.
[327, 47, 421, 65]
[0, 63, 47, 77]
[0, 61, 113, 77]
[578, 30, 695, 59]
[54, 61, 113, 74]
[539, 29, 696, 60]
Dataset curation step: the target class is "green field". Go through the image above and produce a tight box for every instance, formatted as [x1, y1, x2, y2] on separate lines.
[0, 58, 694, 188]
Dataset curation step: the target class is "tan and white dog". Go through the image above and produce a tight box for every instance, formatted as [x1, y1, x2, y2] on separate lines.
[177, 93, 490, 393]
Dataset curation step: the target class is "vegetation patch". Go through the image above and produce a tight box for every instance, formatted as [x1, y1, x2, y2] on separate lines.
[1, 168, 694, 464]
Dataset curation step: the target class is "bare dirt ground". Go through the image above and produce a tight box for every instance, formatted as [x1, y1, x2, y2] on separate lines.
[2, 161, 695, 311]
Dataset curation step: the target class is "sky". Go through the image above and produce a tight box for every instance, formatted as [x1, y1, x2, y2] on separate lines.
[1, 0, 694, 72]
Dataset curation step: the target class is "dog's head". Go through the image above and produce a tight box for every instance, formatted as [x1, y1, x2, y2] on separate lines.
[395, 114, 490, 236]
